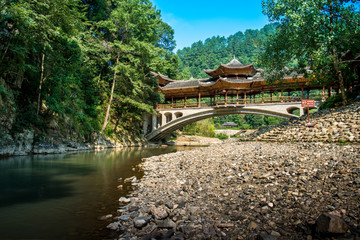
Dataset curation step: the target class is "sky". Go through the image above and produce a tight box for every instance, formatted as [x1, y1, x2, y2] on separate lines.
[151, 0, 270, 52]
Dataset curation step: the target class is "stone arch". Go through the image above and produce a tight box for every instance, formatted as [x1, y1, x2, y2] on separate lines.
[286, 106, 300, 115]
[146, 107, 297, 141]
[164, 112, 173, 123]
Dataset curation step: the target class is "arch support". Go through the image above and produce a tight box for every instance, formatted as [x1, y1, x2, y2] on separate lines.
[145, 102, 313, 141]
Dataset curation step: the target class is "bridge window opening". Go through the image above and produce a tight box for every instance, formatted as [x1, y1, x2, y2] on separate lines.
[164, 112, 172, 123]
[157, 114, 162, 128]
[287, 107, 300, 116]
[174, 112, 183, 118]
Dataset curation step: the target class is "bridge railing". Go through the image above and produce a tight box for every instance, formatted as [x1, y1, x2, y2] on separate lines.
[156, 94, 325, 109]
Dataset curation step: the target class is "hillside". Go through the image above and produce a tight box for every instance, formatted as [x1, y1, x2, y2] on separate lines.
[241, 101, 360, 143]
[176, 24, 278, 79]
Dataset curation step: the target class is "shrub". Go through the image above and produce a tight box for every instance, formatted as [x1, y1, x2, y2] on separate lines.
[216, 133, 228, 140]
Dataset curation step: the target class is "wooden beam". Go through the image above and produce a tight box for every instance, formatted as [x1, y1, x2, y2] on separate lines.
[198, 92, 201, 107]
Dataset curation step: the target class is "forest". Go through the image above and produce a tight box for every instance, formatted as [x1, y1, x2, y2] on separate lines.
[1, 0, 359, 142]
[0, 0, 179, 141]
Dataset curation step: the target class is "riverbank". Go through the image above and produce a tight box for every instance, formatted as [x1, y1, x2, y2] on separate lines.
[0, 132, 151, 156]
[109, 141, 359, 239]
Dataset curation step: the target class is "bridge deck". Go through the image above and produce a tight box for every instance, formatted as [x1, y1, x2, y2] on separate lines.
[157, 95, 324, 109]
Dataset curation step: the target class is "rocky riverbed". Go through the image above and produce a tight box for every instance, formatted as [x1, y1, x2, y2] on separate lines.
[108, 141, 360, 240]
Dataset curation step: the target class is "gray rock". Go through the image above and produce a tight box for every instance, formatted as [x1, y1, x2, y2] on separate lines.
[106, 222, 120, 231]
[151, 205, 168, 220]
[156, 218, 176, 229]
[133, 216, 151, 228]
[315, 213, 349, 234]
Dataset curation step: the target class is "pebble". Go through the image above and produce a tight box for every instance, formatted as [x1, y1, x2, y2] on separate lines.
[107, 124, 360, 239]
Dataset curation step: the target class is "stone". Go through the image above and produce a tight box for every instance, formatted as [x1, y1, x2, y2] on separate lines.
[106, 222, 120, 231]
[133, 216, 151, 228]
[156, 218, 176, 229]
[118, 197, 131, 203]
[151, 205, 168, 220]
[256, 234, 277, 240]
[118, 215, 130, 221]
[315, 213, 349, 234]
[248, 221, 258, 231]
[270, 230, 281, 237]
[98, 214, 113, 221]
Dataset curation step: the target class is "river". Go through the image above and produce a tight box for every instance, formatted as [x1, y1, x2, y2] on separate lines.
[0, 146, 194, 239]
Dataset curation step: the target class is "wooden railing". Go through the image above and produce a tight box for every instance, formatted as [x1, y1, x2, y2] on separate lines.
[156, 94, 325, 109]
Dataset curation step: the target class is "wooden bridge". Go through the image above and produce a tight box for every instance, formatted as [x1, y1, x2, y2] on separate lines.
[144, 58, 333, 141]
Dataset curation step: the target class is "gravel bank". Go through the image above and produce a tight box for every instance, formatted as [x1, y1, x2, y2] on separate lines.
[109, 141, 360, 240]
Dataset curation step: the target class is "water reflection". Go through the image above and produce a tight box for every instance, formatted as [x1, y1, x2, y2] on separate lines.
[0, 146, 195, 240]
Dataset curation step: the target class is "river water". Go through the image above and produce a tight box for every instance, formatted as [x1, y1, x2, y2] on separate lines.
[0, 146, 193, 239]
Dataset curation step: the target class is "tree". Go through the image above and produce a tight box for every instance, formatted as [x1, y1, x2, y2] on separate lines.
[259, 0, 360, 105]
[177, 24, 278, 79]
[96, 0, 178, 133]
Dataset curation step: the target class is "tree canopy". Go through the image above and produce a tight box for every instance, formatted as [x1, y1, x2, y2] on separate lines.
[0, 0, 178, 140]
[258, 0, 360, 105]
[176, 24, 278, 79]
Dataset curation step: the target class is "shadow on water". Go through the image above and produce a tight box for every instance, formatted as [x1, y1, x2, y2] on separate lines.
[0, 154, 96, 208]
[0, 146, 198, 240]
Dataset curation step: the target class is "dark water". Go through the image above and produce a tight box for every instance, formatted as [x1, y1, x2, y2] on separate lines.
[0, 146, 194, 240]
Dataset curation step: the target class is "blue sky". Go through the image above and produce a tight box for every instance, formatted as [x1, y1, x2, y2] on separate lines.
[151, 0, 270, 52]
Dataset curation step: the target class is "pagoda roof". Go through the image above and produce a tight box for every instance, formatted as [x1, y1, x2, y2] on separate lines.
[150, 72, 175, 86]
[204, 58, 258, 78]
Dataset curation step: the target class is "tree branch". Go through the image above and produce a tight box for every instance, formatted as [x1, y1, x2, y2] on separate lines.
[321, 7, 360, 26]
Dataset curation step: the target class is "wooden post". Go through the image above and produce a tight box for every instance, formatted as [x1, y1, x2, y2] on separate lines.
[244, 90, 247, 105]
[270, 91, 273, 102]
[225, 90, 228, 105]
[301, 87, 304, 100]
[184, 96, 187, 108]
[307, 89, 310, 99]
[262, 90, 264, 103]
[288, 91, 291, 101]
[322, 86, 325, 100]
[281, 90, 284, 102]
[198, 92, 201, 107]
[236, 91, 239, 104]
[216, 92, 218, 106]
[171, 96, 174, 108]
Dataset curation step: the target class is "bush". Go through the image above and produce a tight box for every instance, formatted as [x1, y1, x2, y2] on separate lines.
[319, 91, 359, 110]
[182, 119, 216, 137]
[319, 94, 343, 110]
[216, 133, 229, 140]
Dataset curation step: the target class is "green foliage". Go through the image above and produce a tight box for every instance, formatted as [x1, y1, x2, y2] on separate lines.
[259, 0, 360, 105]
[213, 114, 283, 129]
[182, 119, 216, 137]
[0, 0, 179, 140]
[318, 90, 359, 110]
[176, 24, 278, 79]
[216, 133, 228, 140]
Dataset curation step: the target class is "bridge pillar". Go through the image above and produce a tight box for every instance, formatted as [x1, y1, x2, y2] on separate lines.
[142, 114, 150, 136]
[162, 113, 167, 126]
[152, 114, 157, 131]
[300, 107, 305, 116]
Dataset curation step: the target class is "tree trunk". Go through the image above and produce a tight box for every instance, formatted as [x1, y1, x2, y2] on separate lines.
[332, 49, 347, 106]
[101, 54, 119, 133]
[36, 52, 46, 115]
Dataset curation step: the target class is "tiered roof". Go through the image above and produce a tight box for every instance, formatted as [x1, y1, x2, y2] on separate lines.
[204, 58, 258, 78]
[151, 58, 315, 99]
